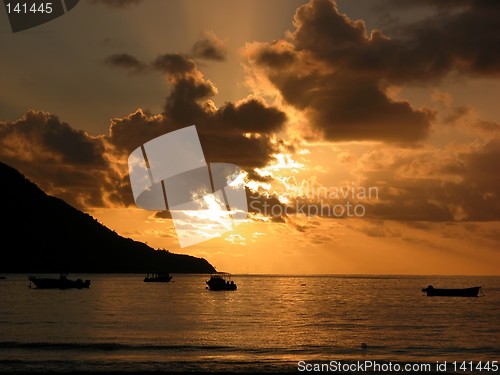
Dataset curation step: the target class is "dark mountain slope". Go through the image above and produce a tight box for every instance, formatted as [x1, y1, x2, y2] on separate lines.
[0, 162, 216, 273]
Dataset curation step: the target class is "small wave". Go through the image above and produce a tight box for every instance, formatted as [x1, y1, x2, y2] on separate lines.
[0, 358, 296, 373]
[0, 341, 233, 352]
[0, 341, 373, 357]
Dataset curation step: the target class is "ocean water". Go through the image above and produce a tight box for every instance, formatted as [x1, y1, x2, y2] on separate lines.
[0, 274, 498, 373]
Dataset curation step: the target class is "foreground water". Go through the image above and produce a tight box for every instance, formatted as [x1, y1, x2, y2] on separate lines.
[0, 274, 499, 373]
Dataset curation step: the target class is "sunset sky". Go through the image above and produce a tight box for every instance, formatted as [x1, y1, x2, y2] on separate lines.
[1, 0, 499, 275]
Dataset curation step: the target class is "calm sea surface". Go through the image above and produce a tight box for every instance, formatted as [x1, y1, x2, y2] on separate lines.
[0, 274, 499, 373]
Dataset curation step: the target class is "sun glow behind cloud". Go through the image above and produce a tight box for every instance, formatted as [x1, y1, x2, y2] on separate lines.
[1, 0, 500, 274]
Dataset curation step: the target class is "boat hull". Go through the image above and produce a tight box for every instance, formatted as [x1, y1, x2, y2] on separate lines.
[207, 283, 237, 291]
[422, 286, 480, 297]
[29, 277, 90, 289]
[206, 276, 237, 291]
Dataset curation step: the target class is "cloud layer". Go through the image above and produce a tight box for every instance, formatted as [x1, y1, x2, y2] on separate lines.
[0, 111, 118, 207]
[106, 51, 288, 169]
[0, 50, 287, 210]
[244, 0, 500, 143]
[190, 31, 228, 61]
[0, 0, 499, 228]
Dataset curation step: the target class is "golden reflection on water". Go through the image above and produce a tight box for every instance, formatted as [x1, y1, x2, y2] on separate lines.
[0, 274, 499, 371]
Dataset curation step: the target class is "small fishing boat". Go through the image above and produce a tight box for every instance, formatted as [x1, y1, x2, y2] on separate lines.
[28, 274, 90, 289]
[0, 276, 6, 280]
[144, 272, 172, 282]
[206, 274, 237, 291]
[422, 285, 481, 297]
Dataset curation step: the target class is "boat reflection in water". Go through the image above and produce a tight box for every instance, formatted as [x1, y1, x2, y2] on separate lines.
[422, 285, 481, 297]
[206, 274, 237, 291]
[28, 274, 90, 289]
[143, 273, 172, 283]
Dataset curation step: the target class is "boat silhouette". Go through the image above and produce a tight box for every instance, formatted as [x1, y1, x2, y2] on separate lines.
[28, 273, 90, 289]
[206, 274, 237, 291]
[422, 285, 481, 297]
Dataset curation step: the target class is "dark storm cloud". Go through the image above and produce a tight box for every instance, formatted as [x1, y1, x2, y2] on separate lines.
[251, 43, 296, 69]
[2, 0, 498, 227]
[0, 111, 125, 208]
[102, 48, 288, 210]
[246, 0, 500, 143]
[104, 53, 196, 77]
[246, 0, 435, 143]
[90, 0, 142, 7]
[367, 0, 500, 81]
[0, 111, 105, 166]
[387, 2, 500, 81]
[158, 64, 288, 168]
[162, 77, 218, 124]
[107, 109, 170, 154]
[103, 50, 287, 166]
[108, 104, 287, 170]
[152, 54, 197, 76]
[108, 51, 287, 170]
[190, 32, 228, 61]
[215, 99, 286, 133]
[196, 120, 287, 169]
[289, 75, 433, 142]
[104, 53, 147, 74]
[105, 33, 227, 77]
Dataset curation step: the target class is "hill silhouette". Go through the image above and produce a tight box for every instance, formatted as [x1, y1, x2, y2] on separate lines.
[0, 162, 216, 273]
